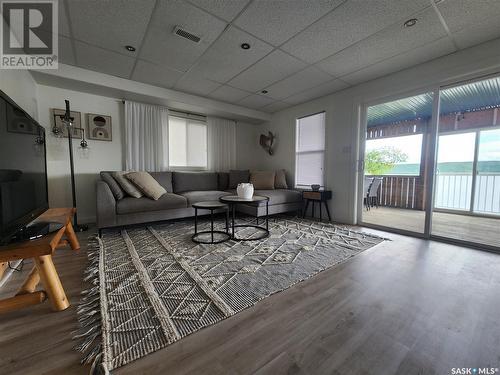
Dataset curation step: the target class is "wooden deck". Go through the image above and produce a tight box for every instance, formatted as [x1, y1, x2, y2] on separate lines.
[363, 206, 500, 248]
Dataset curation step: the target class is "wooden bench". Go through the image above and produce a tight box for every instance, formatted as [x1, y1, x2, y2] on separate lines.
[0, 208, 80, 313]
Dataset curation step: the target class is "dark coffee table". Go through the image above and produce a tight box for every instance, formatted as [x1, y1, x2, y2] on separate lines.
[219, 195, 270, 241]
[191, 201, 230, 244]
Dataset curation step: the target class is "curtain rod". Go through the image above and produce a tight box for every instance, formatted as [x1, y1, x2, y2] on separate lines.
[120, 99, 207, 118]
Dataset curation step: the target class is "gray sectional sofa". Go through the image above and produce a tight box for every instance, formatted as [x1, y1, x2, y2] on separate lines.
[96, 171, 303, 231]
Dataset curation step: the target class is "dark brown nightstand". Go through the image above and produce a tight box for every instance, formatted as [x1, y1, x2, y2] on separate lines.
[302, 190, 332, 221]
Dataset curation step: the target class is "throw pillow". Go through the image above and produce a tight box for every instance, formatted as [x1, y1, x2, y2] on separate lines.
[274, 169, 288, 189]
[229, 170, 250, 189]
[126, 171, 167, 200]
[112, 171, 143, 198]
[100, 172, 125, 200]
[250, 170, 276, 190]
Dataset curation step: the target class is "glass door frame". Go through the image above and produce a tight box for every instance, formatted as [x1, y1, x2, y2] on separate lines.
[357, 86, 439, 239]
[357, 72, 500, 253]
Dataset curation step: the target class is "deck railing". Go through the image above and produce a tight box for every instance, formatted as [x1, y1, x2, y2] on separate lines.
[435, 173, 500, 214]
[367, 175, 424, 210]
[368, 174, 500, 214]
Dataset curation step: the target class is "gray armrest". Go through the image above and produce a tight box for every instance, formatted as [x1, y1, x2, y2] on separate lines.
[96, 180, 117, 229]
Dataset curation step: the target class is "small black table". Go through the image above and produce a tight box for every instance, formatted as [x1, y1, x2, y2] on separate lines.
[192, 201, 231, 244]
[219, 195, 270, 241]
[302, 190, 332, 221]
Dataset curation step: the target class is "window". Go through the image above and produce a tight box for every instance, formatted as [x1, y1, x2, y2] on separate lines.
[295, 112, 325, 188]
[168, 116, 207, 169]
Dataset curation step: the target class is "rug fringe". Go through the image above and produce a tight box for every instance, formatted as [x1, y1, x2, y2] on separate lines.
[74, 236, 105, 374]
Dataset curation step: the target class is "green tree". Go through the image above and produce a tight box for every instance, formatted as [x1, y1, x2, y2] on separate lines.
[365, 147, 408, 175]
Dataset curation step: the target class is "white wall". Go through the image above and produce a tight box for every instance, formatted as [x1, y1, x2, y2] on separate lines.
[253, 37, 500, 224]
[0, 70, 38, 120]
[37, 85, 124, 223]
[235, 122, 260, 170]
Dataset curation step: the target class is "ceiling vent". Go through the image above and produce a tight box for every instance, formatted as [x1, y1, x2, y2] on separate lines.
[173, 26, 202, 43]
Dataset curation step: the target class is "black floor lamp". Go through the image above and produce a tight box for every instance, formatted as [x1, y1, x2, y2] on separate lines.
[55, 100, 89, 232]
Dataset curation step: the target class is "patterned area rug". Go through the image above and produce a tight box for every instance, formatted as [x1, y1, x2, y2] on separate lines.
[75, 216, 385, 373]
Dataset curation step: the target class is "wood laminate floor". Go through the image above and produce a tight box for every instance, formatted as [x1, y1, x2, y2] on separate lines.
[1, 225, 500, 375]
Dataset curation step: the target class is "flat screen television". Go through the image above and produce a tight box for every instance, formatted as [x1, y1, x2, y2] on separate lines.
[0, 89, 49, 245]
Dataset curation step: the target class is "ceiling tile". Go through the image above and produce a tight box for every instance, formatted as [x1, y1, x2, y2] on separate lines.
[281, 0, 430, 63]
[38, 0, 71, 37]
[264, 66, 333, 100]
[227, 50, 306, 92]
[451, 14, 500, 49]
[261, 101, 293, 113]
[140, 0, 226, 72]
[187, 0, 250, 21]
[234, 0, 344, 46]
[67, 0, 155, 54]
[208, 85, 251, 103]
[131, 60, 184, 88]
[190, 26, 274, 83]
[74, 41, 136, 79]
[284, 79, 350, 105]
[59, 36, 76, 66]
[437, 0, 500, 33]
[342, 37, 456, 85]
[175, 72, 221, 96]
[317, 8, 446, 78]
[237, 94, 275, 109]
[37, 30, 75, 65]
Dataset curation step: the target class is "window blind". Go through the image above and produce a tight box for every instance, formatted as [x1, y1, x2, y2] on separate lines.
[295, 112, 325, 188]
[168, 116, 207, 169]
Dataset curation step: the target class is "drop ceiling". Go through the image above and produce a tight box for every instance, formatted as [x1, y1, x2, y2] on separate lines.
[49, 0, 500, 113]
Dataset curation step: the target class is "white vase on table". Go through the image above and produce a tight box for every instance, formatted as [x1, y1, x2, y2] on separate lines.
[237, 183, 254, 200]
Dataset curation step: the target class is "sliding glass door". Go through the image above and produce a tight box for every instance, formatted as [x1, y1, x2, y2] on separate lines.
[431, 76, 500, 248]
[360, 74, 500, 250]
[360, 92, 433, 235]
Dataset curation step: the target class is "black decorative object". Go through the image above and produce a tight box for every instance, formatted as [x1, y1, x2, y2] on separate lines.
[59, 100, 88, 232]
[259, 131, 275, 155]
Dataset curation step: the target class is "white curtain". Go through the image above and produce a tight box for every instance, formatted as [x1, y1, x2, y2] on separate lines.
[124, 101, 169, 171]
[207, 116, 236, 171]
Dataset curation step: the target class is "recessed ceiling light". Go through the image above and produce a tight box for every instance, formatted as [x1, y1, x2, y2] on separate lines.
[125, 45, 136, 52]
[403, 18, 418, 28]
[261, 90, 268, 94]
[240, 43, 250, 50]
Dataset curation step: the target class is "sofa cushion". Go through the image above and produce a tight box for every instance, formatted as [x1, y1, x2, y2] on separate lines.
[117, 193, 187, 214]
[218, 172, 229, 191]
[179, 190, 231, 206]
[173, 172, 218, 193]
[229, 170, 249, 189]
[126, 171, 166, 200]
[150, 171, 173, 193]
[112, 171, 143, 198]
[254, 189, 302, 205]
[274, 169, 288, 189]
[100, 171, 125, 200]
[250, 170, 276, 190]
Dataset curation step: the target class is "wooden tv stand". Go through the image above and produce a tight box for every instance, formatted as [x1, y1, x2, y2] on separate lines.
[0, 208, 80, 313]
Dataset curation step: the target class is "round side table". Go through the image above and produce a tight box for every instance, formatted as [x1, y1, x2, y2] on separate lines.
[191, 201, 231, 244]
[219, 195, 270, 241]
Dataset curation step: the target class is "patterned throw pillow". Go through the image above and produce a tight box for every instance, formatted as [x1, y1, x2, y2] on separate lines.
[126, 171, 167, 200]
[112, 171, 143, 198]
